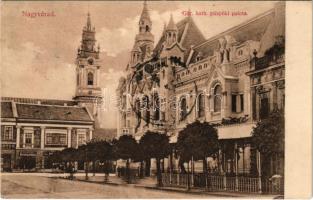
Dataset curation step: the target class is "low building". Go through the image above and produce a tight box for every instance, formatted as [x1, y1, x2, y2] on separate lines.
[1, 98, 94, 171]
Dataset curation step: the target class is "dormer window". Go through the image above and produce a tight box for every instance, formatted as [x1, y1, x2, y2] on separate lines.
[196, 52, 203, 62]
[237, 49, 243, 57]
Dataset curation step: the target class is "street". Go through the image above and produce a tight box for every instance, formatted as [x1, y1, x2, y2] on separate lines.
[1, 173, 215, 198]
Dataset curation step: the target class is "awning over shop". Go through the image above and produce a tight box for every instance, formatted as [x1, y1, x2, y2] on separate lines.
[217, 123, 256, 139]
[169, 123, 256, 143]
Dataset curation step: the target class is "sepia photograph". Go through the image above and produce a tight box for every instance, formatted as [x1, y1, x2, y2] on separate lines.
[0, 0, 311, 199]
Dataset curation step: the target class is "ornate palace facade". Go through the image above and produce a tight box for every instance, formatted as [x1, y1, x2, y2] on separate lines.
[117, 2, 285, 175]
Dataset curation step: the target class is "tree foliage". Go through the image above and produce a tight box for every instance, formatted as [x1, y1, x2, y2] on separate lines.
[176, 120, 219, 162]
[114, 134, 138, 160]
[139, 131, 170, 160]
[139, 131, 170, 186]
[252, 108, 284, 157]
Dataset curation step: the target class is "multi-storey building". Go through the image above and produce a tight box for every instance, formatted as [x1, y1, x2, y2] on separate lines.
[116, 2, 285, 176]
[1, 98, 94, 171]
[1, 13, 103, 171]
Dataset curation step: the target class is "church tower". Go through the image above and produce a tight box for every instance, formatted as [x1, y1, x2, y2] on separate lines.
[74, 13, 103, 127]
[130, 1, 154, 66]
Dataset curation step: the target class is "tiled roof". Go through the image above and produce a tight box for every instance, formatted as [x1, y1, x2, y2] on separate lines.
[189, 9, 276, 64]
[16, 103, 92, 122]
[1, 97, 78, 106]
[1, 102, 14, 118]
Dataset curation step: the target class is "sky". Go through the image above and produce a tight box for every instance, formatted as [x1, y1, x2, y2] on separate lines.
[1, 1, 276, 129]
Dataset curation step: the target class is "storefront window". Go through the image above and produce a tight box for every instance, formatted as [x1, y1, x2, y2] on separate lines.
[2, 126, 13, 141]
[45, 131, 67, 146]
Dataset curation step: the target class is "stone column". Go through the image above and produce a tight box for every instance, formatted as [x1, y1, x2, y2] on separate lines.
[31, 131, 34, 148]
[89, 128, 93, 141]
[40, 126, 45, 149]
[97, 67, 100, 87]
[23, 128, 26, 148]
[16, 126, 20, 149]
[67, 127, 72, 148]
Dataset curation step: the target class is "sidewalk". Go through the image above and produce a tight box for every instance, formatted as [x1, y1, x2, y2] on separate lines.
[69, 174, 281, 198]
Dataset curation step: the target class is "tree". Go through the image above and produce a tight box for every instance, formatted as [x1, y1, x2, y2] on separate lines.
[86, 140, 103, 176]
[96, 140, 113, 182]
[176, 120, 219, 189]
[114, 135, 138, 183]
[139, 131, 170, 187]
[77, 144, 90, 180]
[252, 108, 284, 177]
[60, 147, 78, 179]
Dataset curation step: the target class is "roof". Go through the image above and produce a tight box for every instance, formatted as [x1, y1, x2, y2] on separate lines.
[189, 7, 282, 64]
[153, 16, 206, 60]
[1, 97, 78, 106]
[140, 1, 151, 23]
[15, 103, 92, 122]
[166, 14, 178, 31]
[1, 102, 14, 118]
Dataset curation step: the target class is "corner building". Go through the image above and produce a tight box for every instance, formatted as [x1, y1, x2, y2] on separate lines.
[0, 14, 102, 171]
[117, 2, 285, 177]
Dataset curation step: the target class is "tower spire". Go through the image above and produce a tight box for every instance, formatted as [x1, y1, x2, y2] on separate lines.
[140, 0, 151, 24]
[87, 12, 91, 31]
[166, 14, 177, 31]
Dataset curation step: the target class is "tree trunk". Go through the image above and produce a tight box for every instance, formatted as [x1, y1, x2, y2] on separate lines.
[85, 161, 89, 180]
[145, 159, 151, 177]
[104, 160, 109, 182]
[187, 161, 190, 190]
[156, 158, 163, 187]
[126, 159, 130, 184]
[169, 152, 173, 173]
[140, 161, 144, 178]
[179, 159, 187, 174]
[93, 160, 96, 176]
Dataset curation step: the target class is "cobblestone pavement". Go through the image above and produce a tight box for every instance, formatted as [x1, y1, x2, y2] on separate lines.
[1, 173, 216, 198]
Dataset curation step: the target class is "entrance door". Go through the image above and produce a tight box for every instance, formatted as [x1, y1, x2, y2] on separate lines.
[20, 156, 36, 170]
[2, 154, 12, 172]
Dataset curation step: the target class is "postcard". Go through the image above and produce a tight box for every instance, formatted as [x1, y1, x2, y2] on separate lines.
[1, 1, 312, 199]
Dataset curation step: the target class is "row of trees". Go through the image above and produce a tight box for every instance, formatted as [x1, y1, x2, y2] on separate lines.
[51, 109, 284, 186]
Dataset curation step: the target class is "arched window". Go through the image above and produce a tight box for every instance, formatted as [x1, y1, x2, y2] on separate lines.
[197, 93, 205, 118]
[153, 93, 160, 120]
[122, 113, 126, 127]
[135, 99, 141, 124]
[145, 25, 150, 32]
[77, 74, 79, 86]
[142, 95, 150, 123]
[180, 97, 187, 120]
[214, 85, 222, 112]
[87, 72, 94, 86]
